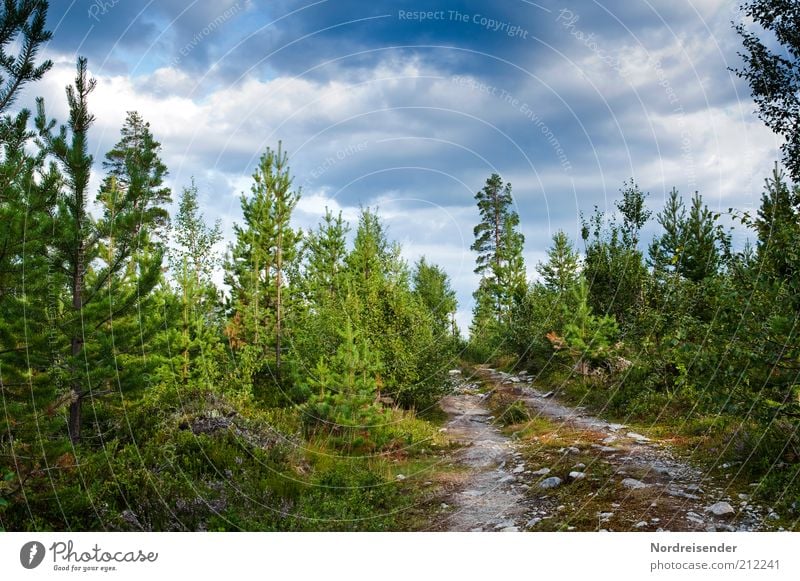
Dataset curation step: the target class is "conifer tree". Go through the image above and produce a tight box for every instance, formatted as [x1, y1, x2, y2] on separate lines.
[470, 173, 526, 321]
[649, 189, 727, 283]
[35, 59, 168, 443]
[226, 143, 301, 388]
[303, 208, 349, 303]
[538, 230, 580, 294]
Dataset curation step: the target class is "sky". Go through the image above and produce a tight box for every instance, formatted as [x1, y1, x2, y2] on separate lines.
[20, 0, 782, 333]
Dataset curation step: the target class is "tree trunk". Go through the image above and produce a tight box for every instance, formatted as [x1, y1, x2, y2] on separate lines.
[68, 243, 84, 444]
[275, 233, 282, 384]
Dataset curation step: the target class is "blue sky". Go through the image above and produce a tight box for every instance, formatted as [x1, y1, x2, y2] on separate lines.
[24, 0, 781, 331]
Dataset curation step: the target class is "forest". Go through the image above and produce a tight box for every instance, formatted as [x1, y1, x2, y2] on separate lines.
[1, 0, 799, 531]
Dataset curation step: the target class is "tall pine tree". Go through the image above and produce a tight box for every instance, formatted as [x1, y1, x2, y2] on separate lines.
[226, 142, 301, 390]
[470, 173, 526, 324]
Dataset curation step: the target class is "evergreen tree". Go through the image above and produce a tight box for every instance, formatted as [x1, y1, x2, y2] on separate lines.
[99, 111, 171, 248]
[648, 188, 686, 277]
[538, 230, 580, 294]
[470, 173, 526, 321]
[649, 189, 727, 283]
[290, 209, 350, 378]
[0, 0, 52, 118]
[35, 59, 168, 443]
[226, 143, 301, 389]
[303, 208, 349, 303]
[301, 320, 389, 452]
[754, 165, 800, 293]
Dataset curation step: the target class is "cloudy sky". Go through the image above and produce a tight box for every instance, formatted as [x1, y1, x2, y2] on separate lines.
[23, 0, 781, 332]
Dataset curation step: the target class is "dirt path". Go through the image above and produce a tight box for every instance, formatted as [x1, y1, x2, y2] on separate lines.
[435, 366, 775, 532]
[438, 381, 526, 531]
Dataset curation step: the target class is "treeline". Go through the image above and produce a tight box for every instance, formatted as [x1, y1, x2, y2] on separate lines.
[467, 170, 800, 504]
[0, 2, 458, 530]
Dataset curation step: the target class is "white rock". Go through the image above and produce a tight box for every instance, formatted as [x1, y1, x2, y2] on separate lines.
[573, 463, 586, 469]
[634, 521, 648, 528]
[395, 474, 406, 481]
[622, 478, 648, 490]
[512, 464, 525, 474]
[569, 471, 586, 480]
[767, 512, 780, 521]
[526, 517, 542, 527]
[531, 467, 551, 476]
[627, 432, 650, 442]
[448, 369, 461, 375]
[538, 477, 563, 489]
[500, 526, 519, 532]
[705, 502, 735, 517]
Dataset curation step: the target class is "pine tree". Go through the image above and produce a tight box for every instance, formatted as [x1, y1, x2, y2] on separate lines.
[100, 111, 171, 248]
[649, 189, 727, 283]
[35, 59, 169, 443]
[648, 188, 686, 277]
[226, 143, 301, 389]
[538, 231, 580, 294]
[303, 208, 349, 303]
[470, 173, 526, 321]
[754, 166, 800, 301]
[0, 0, 52, 117]
[291, 209, 351, 376]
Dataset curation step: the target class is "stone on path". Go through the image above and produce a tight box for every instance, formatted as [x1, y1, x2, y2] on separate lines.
[621, 478, 648, 490]
[538, 476, 563, 489]
[705, 502, 735, 517]
[627, 432, 650, 442]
